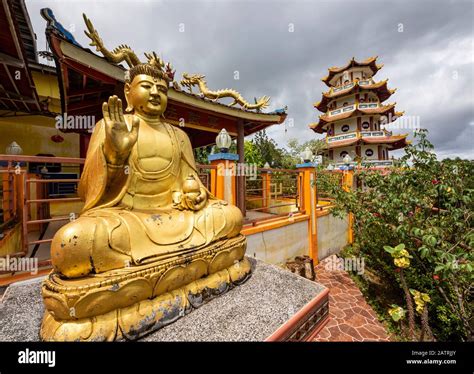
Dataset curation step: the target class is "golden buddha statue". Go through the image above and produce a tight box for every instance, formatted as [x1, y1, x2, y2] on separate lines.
[40, 24, 251, 341]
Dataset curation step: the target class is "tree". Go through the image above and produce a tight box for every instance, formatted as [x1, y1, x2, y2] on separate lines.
[252, 130, 288, 168]
[287, 138, 326, 162]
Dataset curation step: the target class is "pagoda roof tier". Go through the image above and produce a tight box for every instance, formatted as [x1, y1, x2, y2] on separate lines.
[314, 79, 396, 112]
[323, 131, 409, 150]
[322, 56, 383, 87]
[310, 103, 403, 133]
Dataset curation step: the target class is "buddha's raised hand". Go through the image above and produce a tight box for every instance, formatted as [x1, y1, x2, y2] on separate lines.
[103, 95, 140, 165]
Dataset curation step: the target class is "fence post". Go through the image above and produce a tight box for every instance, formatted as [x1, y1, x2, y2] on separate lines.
[208, 153, 239, 206]
[342, 169, 355, 244]
[261, 168, 272, 213]
[296, 162, 318, 264]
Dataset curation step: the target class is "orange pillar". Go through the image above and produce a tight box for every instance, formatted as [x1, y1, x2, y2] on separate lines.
[261, 169, 271, 213]
[342, 169, 355, 244]
[297, 162, 318, 264]
[210, 159, 225, 200]
[209, 153, 239, 206]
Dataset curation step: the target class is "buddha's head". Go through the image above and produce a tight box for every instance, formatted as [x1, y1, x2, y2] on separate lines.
[124, 64, 169, 117]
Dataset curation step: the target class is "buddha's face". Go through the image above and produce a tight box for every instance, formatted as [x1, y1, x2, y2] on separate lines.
[125, 74, 168, 116]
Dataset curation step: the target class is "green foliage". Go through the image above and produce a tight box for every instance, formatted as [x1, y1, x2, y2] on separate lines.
[251, 130, 295, 168]
[321, 129, 473, 341]
[193, 145, 213, 165]
[389, 305, 406, 322]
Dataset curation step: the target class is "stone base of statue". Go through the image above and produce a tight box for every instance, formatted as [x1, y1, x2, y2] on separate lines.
[0, 257, 329, 342]
[40, 234, 250, 341]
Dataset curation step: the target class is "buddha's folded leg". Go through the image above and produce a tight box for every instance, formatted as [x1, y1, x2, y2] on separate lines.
[51, 202, 245, 279]
[205, 201, 244, 240]
[51, 216, 132, 278]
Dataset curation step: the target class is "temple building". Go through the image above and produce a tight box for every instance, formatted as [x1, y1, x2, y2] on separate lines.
[310, 57, 408, 168]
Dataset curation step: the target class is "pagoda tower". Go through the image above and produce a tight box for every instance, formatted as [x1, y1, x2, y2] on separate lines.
[310, 57, 408, 168]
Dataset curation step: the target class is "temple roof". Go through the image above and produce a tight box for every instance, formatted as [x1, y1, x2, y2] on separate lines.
[314, 79, 396, 112]
[310, 103, 403, 133]
[322, 56, 383, 87]
[0, 0, 42, 114]
[45, 25, 287, 147]
[323, 133, 409, 151]
[362, 134, 408, 150]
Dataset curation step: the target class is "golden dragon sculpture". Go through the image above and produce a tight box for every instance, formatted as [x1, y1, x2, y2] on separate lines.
[180, 73, 270, 112]
[82, 14, 176, 82]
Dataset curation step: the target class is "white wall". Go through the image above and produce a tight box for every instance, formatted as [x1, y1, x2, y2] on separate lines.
[245, 221, 308, 265]
[330, 66, 375, 86]
[360, 144, 378, 160]
[317, 213, 349, 260]
[333, 146, 357, 161]
[333, 118, 357, 134]
[329, 94, 356, 109]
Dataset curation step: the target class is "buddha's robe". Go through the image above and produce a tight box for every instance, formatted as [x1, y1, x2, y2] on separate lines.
[51, 116, 243, 278]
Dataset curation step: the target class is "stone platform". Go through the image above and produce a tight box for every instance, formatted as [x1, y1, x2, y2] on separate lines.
[0, 258, 329, 342]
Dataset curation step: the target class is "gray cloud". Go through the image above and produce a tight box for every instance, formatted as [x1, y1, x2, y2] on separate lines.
[27, 0, 474, 159]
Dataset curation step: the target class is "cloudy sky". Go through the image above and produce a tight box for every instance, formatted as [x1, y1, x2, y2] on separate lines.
[26, 0, 473, 159]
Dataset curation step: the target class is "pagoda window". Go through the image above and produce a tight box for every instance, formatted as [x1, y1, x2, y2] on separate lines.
[362, 121, 370, 130]
[365, 149, 374, 157]
[340, 151, 349, 158]
[341, 124, 350, 132]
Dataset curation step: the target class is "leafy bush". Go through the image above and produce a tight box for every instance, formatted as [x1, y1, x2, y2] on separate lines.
[319, 129, 473, 341]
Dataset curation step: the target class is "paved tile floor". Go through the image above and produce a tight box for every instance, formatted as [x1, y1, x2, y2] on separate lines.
[313, 255, 392, 342]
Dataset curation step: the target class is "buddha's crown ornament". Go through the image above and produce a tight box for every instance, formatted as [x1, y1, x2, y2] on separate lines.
[83, 14, 175, 84]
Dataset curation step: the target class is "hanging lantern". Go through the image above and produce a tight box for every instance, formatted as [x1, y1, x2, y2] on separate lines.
[51, 134, 64, 143]
[216, 128, 232, 153]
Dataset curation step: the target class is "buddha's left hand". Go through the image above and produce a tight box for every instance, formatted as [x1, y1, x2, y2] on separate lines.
[173, 188, 208, 211]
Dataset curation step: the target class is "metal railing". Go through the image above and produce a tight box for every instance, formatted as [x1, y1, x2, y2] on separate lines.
[327, 129, 392, 144]
[245, 167, 303, 223]
[0, 155, 84, 265]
